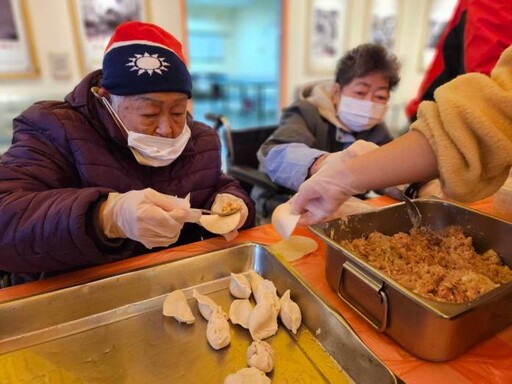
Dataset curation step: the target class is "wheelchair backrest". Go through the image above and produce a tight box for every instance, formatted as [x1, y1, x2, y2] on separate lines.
[229, 125, 277, 169]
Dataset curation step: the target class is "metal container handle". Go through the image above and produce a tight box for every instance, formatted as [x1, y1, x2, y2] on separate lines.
[339, 261, 389, 332]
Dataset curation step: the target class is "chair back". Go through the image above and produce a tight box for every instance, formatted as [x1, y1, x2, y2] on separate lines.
[227, 125, 277, 169]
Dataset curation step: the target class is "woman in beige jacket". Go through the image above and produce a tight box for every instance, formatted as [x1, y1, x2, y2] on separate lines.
[291, 45, 512, 225]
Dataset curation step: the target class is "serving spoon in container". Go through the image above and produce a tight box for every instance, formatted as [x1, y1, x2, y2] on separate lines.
[402, 191, 423, 228]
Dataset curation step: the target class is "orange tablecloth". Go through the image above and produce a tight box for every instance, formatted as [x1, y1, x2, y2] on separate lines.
[1, 197, 511, 383]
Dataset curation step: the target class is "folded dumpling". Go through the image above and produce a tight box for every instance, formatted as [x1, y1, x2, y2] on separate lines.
[224, 367, 270, 384]
[254, 279, 280, 314]
[192, 289, 220, 321]
[248, 269, 264, 296]
[248, 295, 279, 340]
[229, 272, 252, 299]
[162, 289, 195, 324]
[279, 289, 302, 334]
[229, 299, 254, 329]
[247, 340, 274, 373]
[206, 306, 231, 350]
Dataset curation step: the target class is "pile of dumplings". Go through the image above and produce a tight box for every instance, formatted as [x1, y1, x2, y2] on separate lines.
[162, 269, 302, 383]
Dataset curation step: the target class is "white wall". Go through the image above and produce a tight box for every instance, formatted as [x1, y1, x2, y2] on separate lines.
[284, 0, 434, 134]
[0, 0, 185, 102]
[0, 0, 442, 133]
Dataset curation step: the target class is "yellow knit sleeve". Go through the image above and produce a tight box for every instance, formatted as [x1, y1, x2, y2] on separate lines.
[411, 46, 512, 202]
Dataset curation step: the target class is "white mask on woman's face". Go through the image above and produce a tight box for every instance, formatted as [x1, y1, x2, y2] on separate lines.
[337, 95, 388, 132]
[127, 124, 191, 167]
[91, 88, 190, 167]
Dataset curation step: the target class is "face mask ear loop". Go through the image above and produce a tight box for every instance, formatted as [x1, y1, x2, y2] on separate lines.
[90, 87, 130, 139]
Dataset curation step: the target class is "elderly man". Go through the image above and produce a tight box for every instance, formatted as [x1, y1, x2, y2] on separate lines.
[0, 21, 255, 285]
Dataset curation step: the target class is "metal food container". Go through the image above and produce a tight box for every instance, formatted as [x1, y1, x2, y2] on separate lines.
[0, 243, 398, 383]
[309, 198, 512, 362]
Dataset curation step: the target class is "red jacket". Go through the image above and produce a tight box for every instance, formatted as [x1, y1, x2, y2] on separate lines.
[0, 71, 255, 283]
[406, 0, 512, 121]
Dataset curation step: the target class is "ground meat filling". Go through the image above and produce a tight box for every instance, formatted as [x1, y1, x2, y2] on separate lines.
[342, 226, 512, 303]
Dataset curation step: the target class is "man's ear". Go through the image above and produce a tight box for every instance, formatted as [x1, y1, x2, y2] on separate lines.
[330, 83, 342, 108]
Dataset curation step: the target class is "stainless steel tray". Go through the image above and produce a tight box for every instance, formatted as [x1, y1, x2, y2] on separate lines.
[310, 198, 512, 362]
[0, 243, 397, 383]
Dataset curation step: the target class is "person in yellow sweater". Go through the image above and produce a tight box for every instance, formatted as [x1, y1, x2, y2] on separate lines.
[290, 44, 512, 225]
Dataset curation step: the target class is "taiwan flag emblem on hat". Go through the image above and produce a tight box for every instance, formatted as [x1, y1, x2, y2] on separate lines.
[102, 21, 192, 97]
[126, 52, 170, 75]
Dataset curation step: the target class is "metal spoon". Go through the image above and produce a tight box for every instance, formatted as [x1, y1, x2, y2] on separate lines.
[402, 193, 422, 228]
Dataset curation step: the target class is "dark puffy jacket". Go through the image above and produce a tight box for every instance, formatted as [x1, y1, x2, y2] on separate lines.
[0, 70, 255, 283]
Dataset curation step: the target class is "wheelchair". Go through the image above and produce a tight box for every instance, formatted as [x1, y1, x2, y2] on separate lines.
[205, 113, 293, 225]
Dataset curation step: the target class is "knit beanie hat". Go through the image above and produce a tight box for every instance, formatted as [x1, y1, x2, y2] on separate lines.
[102, 21, 192, 97]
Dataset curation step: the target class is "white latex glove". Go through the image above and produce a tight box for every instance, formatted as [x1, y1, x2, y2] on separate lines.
[211, 193, 248, 241]
[290, 140, 378, 225]
[100, 188, 201, 249]
[328, 196, 375, 220]
[321, 140, 379, 169]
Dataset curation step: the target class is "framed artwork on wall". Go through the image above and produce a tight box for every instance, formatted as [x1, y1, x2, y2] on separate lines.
[0, 0, 39, 79]
[306, 0, 349, 76]
[367, 0, 401, 52]
[419, 0, 457, 71]
[70, 0, 150, 74]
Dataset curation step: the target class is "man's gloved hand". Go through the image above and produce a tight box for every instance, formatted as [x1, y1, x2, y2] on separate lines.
[321, 140, 379, 169]
[211, 193, 248, 241]
[290, 140, 378, 225]
[100, 188, 201, 249]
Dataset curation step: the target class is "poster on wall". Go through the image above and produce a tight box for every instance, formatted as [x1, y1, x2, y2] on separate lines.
[420, 0, 457, 71]
[71, 0, 149, 73]
[306, 0, 349, 76]
[0, 0, 38, 78]
[368, 0, 400, 52]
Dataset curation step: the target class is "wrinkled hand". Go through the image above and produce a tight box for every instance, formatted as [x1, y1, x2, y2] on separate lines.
[290, 140, 378, 225]
[100, 188, 201, 249]
[211, 193, 248, 241]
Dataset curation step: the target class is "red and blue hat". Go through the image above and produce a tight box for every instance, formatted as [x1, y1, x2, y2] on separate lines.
[102, 21, 192, 97]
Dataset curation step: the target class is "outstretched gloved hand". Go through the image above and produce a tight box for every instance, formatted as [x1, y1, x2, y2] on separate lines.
[290, 140, 378, 225]
[211, 193, 248, 241]
[100, 188, 201, 249]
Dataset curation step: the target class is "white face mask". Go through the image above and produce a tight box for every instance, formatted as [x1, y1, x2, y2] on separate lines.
[127, 124, 191, 167]
[91, 87, 190, 167]
[337, 95, 388, 132]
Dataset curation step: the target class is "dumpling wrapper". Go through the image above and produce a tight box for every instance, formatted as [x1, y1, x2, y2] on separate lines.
[271, 202, 300, 239]
[224, 367, 270, 384]
[247, 340, 274, 373]
[229, 299, 253, 329]
[229, 272, 252, 299]
[199, 211, 241, 235]
[192, 289, 220, 321]
[269, 235, 318, 262]
[163, 289, 195, 324]
[206, 306, 231, 350]
[279, 289, 302, 334]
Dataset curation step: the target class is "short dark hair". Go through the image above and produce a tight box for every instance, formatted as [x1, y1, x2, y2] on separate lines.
[334, 43, 401, 90]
